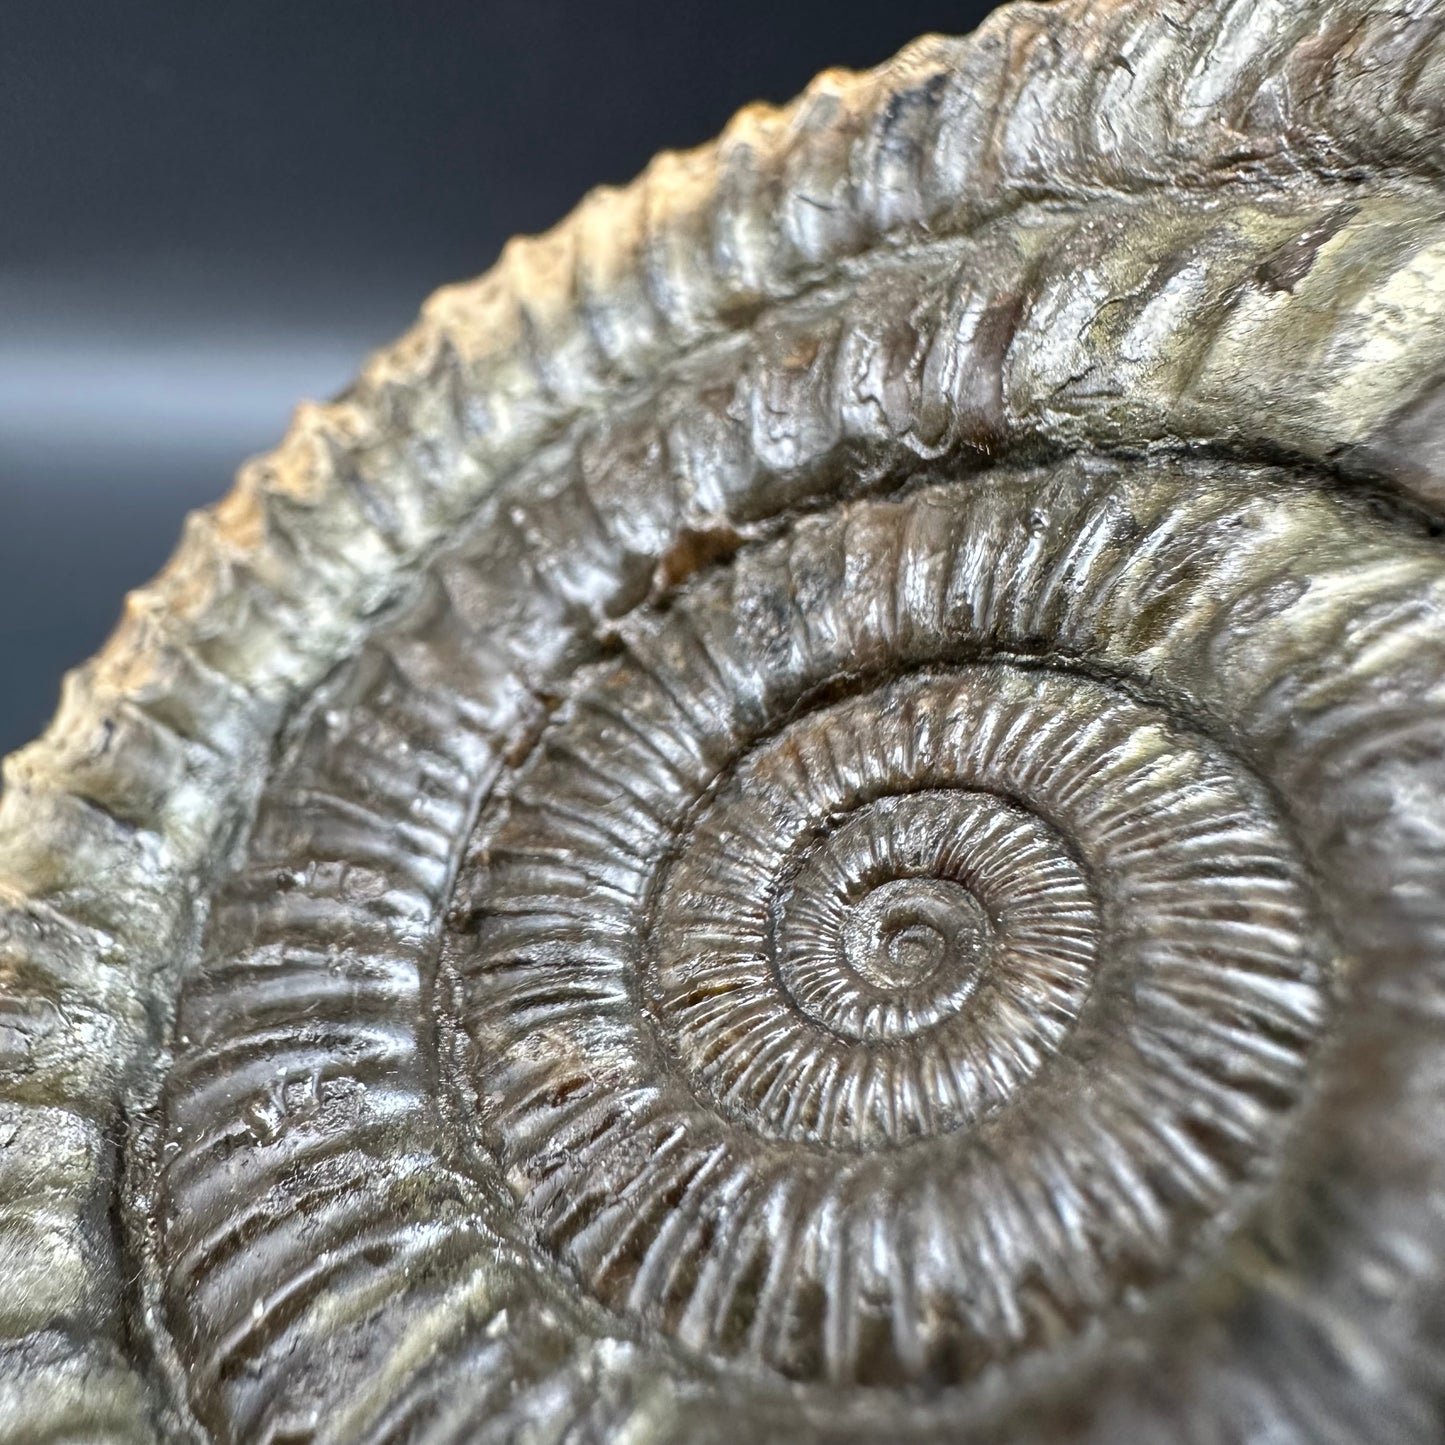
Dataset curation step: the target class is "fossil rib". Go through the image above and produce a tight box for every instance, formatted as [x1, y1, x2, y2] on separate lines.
[3, 2, 1445, 1442]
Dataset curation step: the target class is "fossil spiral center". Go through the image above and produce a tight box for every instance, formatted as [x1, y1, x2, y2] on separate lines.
[440, 477, 1342, 1389]
[757, 785, 1082, 1057]
[457, 650, 1328, 1383]
[841, 877, 989, 992]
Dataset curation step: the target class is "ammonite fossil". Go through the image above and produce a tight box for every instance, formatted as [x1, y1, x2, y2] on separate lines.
[5, 1, 1445, 1440]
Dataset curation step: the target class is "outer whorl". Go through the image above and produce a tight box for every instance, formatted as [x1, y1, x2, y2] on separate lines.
[3, 2, 1445, 1442]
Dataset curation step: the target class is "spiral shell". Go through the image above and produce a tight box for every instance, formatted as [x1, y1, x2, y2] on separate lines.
[4, 2, 1445, 1442]
[452, 469, 1342, 1386]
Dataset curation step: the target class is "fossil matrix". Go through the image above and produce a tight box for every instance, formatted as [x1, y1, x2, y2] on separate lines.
[4, 1, 1445, 1441]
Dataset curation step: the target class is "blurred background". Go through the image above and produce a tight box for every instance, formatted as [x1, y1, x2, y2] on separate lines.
[0, 0, 1002, 757]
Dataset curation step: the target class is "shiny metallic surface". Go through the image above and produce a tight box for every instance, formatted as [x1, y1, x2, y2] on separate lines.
[4, 2, 1445, 1440]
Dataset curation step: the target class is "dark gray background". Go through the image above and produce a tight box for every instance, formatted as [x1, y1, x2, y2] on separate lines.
[0, 1, 1000, 758]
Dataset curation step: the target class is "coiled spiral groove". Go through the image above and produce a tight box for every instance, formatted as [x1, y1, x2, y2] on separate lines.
[452, 478, 1331, 1387]
[154, 454, 1445, 1440]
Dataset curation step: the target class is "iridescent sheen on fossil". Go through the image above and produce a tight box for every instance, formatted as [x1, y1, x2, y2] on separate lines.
[4, 3, 1445, 1443]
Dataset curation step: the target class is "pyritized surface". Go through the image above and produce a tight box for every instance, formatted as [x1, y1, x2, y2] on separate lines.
[4, 2, 1445, 1442]
[156, 458, 1445, 1441]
